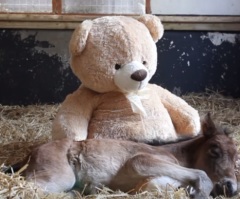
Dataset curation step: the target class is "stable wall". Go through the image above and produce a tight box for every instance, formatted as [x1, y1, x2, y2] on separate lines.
[0, 29, 240, 105]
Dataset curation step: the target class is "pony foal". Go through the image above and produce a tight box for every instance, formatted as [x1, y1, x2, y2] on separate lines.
[8, 114, 238, 198]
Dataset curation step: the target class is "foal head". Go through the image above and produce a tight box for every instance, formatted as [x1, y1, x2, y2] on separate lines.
[195, 113, 238, 197]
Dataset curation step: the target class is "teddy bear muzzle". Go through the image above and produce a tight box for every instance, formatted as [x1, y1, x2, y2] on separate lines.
[114, 61, 149, 93]
[131, 69, 147, 82]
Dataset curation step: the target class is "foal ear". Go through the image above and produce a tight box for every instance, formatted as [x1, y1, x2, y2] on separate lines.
[201, 113, 216, 137]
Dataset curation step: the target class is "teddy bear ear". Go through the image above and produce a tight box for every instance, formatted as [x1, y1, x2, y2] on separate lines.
[69, 20, 93, 55]
[137, 14, 164, 43]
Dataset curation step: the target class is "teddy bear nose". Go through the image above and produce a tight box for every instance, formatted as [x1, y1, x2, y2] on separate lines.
[131, 69, 147, 82]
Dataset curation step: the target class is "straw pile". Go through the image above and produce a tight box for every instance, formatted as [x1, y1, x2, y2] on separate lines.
[0, 91, 240, 199]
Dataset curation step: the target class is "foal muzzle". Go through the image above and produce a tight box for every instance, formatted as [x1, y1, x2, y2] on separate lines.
[211, 180, 237, 197]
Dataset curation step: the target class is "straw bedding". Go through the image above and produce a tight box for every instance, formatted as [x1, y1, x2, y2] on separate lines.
[0, 91, 240, 199]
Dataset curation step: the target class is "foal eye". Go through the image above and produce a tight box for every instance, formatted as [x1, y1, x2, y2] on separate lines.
[208, 146, 222, 158]
[142, 61, 147, 65]
[115, 64, 121, 70]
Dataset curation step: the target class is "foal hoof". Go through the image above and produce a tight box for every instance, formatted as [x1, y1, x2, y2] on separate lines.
[186, 186, 196, 198]
[186, 187, 209, 199]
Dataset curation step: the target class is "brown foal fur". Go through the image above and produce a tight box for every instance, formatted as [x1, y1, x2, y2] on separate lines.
[7, 114, 238, 198]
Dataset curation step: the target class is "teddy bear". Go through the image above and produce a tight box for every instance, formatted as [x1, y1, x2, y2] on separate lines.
[52, 15, 201, 143]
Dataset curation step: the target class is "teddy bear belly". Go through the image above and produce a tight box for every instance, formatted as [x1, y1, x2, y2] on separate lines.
[87, 112, 178, 142]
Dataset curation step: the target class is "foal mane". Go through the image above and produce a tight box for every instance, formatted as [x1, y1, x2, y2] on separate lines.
[147, 113, 233, 147]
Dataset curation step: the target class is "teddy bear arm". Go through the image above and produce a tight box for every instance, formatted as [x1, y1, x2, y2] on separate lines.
[155, 86, 201, 136]
[52, 89, 95, 141]
[52, 110, 89, 141]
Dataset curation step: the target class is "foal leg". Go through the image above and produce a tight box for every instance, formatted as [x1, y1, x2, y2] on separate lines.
[125, 154, 213, 198]
[141, 176, 200, 198]
[25, 164, 76, 193]
[133, 176, 182, 194]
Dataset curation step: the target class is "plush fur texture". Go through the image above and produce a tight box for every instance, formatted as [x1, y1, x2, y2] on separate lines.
[52, 15, 201, 142]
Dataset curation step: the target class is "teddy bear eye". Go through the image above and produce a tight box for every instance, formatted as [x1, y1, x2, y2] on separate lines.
[142, 61, 147, 65]
[115, 64, 121, 70]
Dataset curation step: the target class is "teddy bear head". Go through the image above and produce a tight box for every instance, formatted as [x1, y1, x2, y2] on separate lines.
[69, 15, 164, 93]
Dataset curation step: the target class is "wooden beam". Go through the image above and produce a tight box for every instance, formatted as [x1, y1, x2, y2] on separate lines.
[160, 15, 240, 23]
[164, 23, 240, 31]
[146, 0, 152, 14]
[0, 14, 240, 31]
[0, 21, 78, 29]
[0, 14, 135, 21]
[52, 0, 62, 14]
[0, 14, 240, 23]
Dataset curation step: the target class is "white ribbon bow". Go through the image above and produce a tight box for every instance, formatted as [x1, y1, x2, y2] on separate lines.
[125, 88, 150, 117]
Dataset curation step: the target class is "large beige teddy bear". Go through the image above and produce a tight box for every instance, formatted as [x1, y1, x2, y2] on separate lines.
[52, 15, 201, 143]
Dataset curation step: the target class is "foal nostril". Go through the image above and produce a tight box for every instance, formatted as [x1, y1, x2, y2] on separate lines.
[211, 181, 236, 197]
[225, 181, 232, 190]
[223, 181, 235, 196]
[131, 69, 147, 81]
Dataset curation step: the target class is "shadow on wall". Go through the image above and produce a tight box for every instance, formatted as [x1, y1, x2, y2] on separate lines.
[0, 30, 79, 105]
